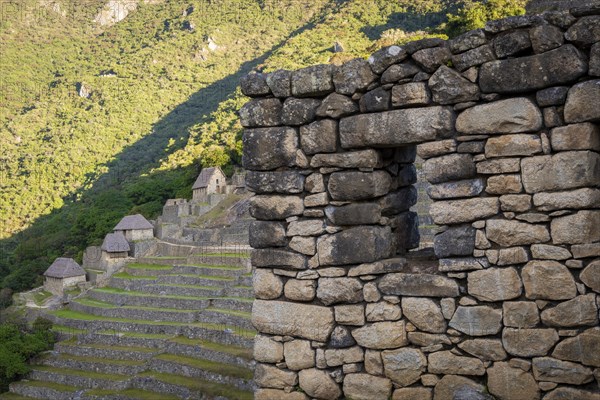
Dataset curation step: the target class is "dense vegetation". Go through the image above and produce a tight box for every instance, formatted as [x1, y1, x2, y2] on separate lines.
[0, 317, 55, 392]
[0, 0, 526, 296]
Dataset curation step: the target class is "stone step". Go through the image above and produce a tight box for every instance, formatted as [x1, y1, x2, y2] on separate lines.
[47, 310, 255, 348]
[143, 283, 224, 297]
[136, 257, 188, 265]
[147, 354, 253, 391]
[108, 275, 158, 291]
[157, 274, 237, 287]
[199, 307, 254, 330]
[131, 372, 254, 400]
[42, 353, 148, 375]
[8, 380, 79, 400]
[186, 254, 250, 268]
[78, 333, 254, 369]
[225, 286, 254, 298]
[27, 366, 130, 390]
[55, 341, 159, 361]
[83, 388, 180, 400]
[210, 297, 253, 313]
[170, 263, 246, 278]
[87, 288, 211, 310]
[70, 300, 199, 324]
[123, 264, 174, 276]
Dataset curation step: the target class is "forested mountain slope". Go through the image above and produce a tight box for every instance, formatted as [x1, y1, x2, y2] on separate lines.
[0, 0, 526, 296]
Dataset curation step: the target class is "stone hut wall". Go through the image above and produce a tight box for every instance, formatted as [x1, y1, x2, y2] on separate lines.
[241, 6, 600, 400]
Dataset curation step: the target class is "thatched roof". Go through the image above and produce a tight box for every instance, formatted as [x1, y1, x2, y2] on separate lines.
[192, 167, 225, 189]
[101, 232, 130, 253]
[114, 214, 153, 231]
[44, 258, 86, 278]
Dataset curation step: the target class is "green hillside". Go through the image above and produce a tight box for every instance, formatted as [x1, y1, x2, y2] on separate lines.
[0, 0, 526, 298]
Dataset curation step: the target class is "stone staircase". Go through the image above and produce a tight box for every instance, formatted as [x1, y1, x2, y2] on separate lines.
[1, 253, 255, 400]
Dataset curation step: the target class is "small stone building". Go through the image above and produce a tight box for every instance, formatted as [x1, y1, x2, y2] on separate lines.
[113, 214, 154, 241]
[43, 258, 86, 296]
[192, 167, 227, 201]
[101, 232, 130, 258]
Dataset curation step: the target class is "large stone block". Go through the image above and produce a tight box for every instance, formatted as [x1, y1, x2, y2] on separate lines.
[412, 46, 452, 73]
[379, 187, 417, 215]
[317, 226, 393, 266]
[533, 188, 600, 211]
[479, 45, 587, 93]
[564, 15, 600, 45]
[311, 149, 381, 169]
[252, 300, 334, 342]
[434, 225, 476, 258]
[333, 58, 377, 96]
[316, 278, 363, 306]
[564, 79, 600, 123]
[503, 301, 539, 328]
[249, 195, 304, 220]
[343, 373, 393, 400]
[551, 210, 600, 245]
[423, 154, 476, 184]
[241, 73, 270, 97]
[427, 179, 484, 200]
[485, 134, 542, 158]
[246, 171, 304, 194]
[368, 45, 408, 74]
[255, 364, 297, 390]
[401, 297, 446, 333]
[252, 249, 306, 270]
[328, 171, 391, 201]
[391, 82, 431, 107]
[449, 306, 503, 336]
[291, 64, 333, 97]
[458, 339, 507, 361]
[550, 123, 600, 151]
[553, 329, 600, 367]
[487, 363, 540, 400]
[325, 203, 382, 225]
[486, 219, 550, 246]
[541, 294, 599, 327]
[521, 260, 577, 300]
[451, 44, 496, 71]
[468, 267, 522, 302]
[300, 119, 338, 155]
[239, 98, 282, 127]
[429, 65, 479, 104]
[379, 273, 459, 297]
[316, 93, 358, 119]
[281, 98, 321, 126]
[351, 321, 408, 349]
[298, 368, 341, 399]
[254, 269, 284, 300]
[430, 197, 499, 225]
[340, 107, 455, 148]
[580, 260, 600, 293]
[543, 388, 600, 400]
[502, 328, 559, 357]
[493, 30, 532, 58]
[532, 357, 594, 385]
[249, 221, 287, 248]
[266, 70, 292, 98]
[456, 98, 542, 134]
[243, 127, 297, 170]
[433, 376, 490, 400]
[427, 351, 485, 376]
[382, 348, 427, 386]
[449, 29, 487, 53]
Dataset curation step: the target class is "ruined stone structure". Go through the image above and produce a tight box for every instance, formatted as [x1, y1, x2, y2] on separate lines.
[242, 6, 600, 400]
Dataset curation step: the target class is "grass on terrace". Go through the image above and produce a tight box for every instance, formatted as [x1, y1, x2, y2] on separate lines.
[31, 365, 128, 381]
[169, 336, 253, 360]
[204, 307, 252, 319]
[86, 388, 180, 400]
[180, 263, 244, 271]
[156, 353, 253, 380]
[10, 380, 78, 392]
[112, 272, 158, 280]
[53, 353, 146, 367]
[49, 309, 257, 336]
[126, 263, 174, 271]
[138, 372, 253, 400]
[32, 290, 53, 306]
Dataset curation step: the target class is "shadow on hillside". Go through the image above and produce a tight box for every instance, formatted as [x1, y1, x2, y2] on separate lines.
[0, 16, 322, 291]
[360, 8, 452, 40]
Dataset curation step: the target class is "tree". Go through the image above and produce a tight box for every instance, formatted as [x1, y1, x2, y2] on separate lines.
[446, 0, 527, 37]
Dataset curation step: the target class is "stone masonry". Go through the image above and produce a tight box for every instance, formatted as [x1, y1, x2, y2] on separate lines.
[242, 6, 600, 400]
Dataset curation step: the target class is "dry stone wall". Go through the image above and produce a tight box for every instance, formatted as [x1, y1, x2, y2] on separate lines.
[242, 5, 600, 400]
